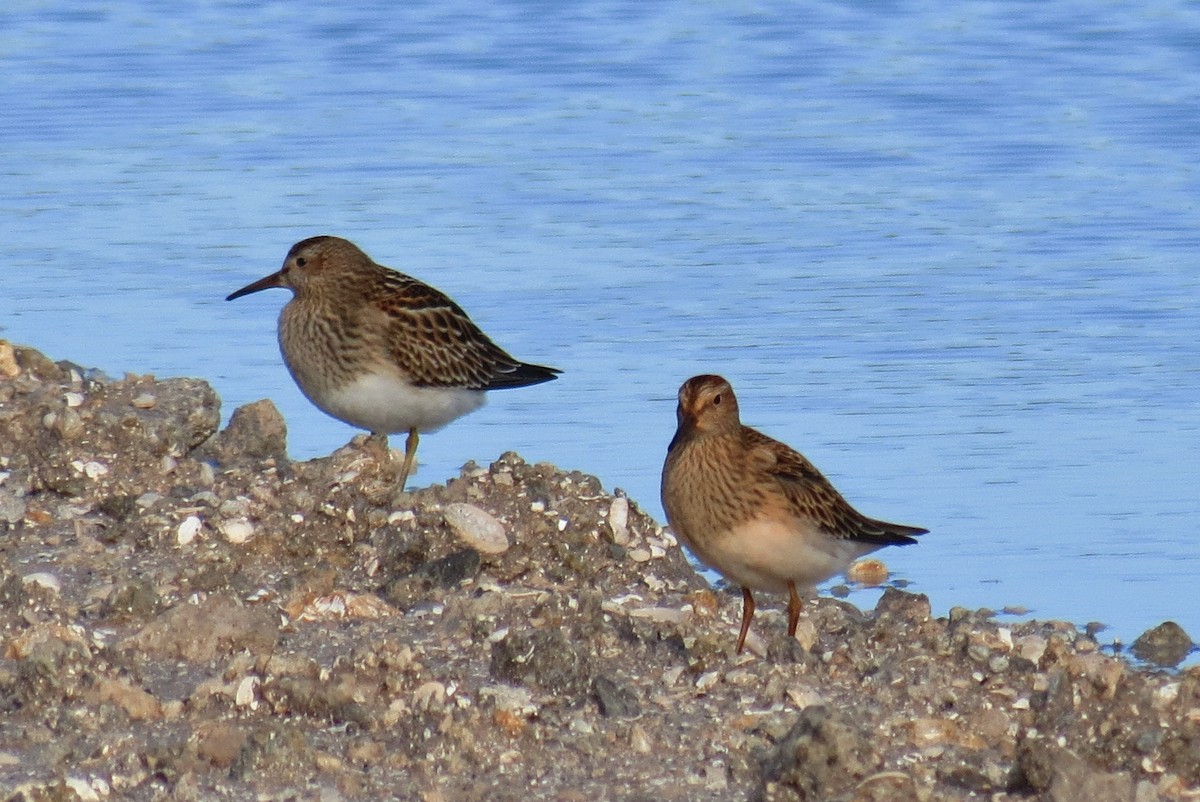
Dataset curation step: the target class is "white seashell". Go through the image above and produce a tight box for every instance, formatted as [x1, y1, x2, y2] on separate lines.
[63, 777, 102, 802]
[628, 548, 651, 563]
[22, 572, 61, 593]
[607, 497, 630, 545]
[220, 518, 255, 544]
[443, 503, 508, 554]
[996, 627, 1013, 650]
[1154, 683, 1180, 710]
[628, 606, 690, 625]
[787, 686, 826, 709]
[177, 515, 202, 546]
[630, 724, 652, 754]
[387, 509, 415, 525]
[64, 392, 85, 408]
[82, 461, 109, 479]
[235, 676, 259, 709]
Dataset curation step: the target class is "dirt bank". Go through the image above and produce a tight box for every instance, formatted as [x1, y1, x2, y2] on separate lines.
[0, 341, 1197, 801]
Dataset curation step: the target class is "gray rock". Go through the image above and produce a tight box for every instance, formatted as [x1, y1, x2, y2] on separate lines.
[1131, 621, 1194, 668]
[1014, 740, 1135, 802]
[874, 587, 932, 622]
[209, 398, 289, 462]
[0, 489, 26, 525]
[490, 629, 589, 702]
[413, 548, 482, 587]
[592, 675, 641, 718]
[121, 593, 278, 663]
[756, 705, 880, 801]
[1048, 748, 1133, 802]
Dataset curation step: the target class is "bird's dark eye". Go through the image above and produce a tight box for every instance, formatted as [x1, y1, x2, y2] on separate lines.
[712, 394, 722, 406]
[296, 257, 307, 267]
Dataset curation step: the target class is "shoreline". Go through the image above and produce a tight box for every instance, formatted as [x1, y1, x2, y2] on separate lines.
[1, 340, 1197, 801]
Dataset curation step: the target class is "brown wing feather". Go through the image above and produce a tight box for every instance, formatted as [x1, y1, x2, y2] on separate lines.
[744, 427, 926, 545]
[367, 271, 553, 390]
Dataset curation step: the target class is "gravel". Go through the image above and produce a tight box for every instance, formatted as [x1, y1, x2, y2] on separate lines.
[1, 340, 1198, 801]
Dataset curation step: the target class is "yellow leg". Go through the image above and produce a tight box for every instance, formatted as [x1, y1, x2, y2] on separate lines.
[397, 427, 419, 491]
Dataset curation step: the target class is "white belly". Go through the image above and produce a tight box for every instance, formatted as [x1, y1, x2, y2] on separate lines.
[693, 517, 879, 594]
[314, 372, 486, 434]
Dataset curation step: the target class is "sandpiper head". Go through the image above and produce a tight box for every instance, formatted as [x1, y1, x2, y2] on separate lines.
[676, 374, 740, 434]
[225, 236, 367, 301]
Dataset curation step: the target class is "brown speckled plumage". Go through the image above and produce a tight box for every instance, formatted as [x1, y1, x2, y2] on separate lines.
[661, 374, 926, 654]
[226, 236, 559, 489]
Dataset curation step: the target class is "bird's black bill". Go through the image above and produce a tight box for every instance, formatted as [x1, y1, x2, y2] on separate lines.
[226, 271, 284, 301]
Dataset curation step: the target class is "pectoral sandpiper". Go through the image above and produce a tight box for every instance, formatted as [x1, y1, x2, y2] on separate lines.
[227, 236, 560, 489]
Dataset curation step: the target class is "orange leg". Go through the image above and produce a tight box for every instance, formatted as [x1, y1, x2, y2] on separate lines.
[787, 581, 802, 637]
[736, 587, 756, 654]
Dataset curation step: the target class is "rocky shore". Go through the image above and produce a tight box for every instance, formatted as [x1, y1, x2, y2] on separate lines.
[0, 341, 1197, 802]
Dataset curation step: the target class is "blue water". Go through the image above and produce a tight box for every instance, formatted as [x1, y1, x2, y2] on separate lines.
[3, 1, 1199, 650]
